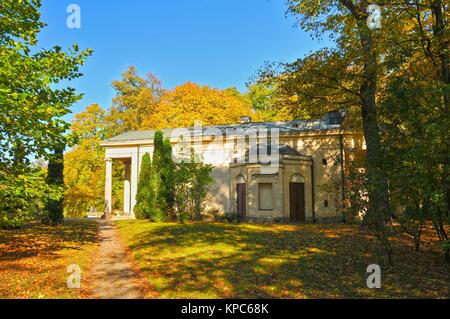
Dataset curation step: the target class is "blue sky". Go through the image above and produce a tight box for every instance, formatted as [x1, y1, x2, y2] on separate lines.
[38, 0, 328, 121]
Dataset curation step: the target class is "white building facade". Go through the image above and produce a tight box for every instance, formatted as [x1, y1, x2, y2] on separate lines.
[100, 113, 365, 222]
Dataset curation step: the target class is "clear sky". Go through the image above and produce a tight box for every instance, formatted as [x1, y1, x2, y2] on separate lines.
[38, 0, 328, 121]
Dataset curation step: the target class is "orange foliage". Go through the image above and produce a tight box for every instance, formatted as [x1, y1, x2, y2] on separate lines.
[141, 82, 255, 129]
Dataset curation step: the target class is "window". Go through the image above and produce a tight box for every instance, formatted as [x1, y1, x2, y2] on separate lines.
[324, 200, 329, 208]
[258, 183, 273, 210]
[328, 110, 343, 125]
[322, 158, 327, 166]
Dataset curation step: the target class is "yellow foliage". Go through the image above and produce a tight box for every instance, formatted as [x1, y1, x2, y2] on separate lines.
[142, 82, 255, 129]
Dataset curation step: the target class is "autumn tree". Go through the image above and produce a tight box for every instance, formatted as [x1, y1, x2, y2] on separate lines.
[380, 77, 449, 257]
[142, 82, 255, 129]
[64, 104, 106, 217]
[255, 0, 449, 263]
[106, 66, 164, 136]
[253, 0, 400, 262]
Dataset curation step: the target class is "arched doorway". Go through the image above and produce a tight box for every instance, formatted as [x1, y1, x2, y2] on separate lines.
[289, 174, 305, 222]
[236, 175, 246, 220]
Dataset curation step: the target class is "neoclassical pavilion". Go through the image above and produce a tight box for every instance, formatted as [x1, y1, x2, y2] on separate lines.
[100, 112, 365, 221]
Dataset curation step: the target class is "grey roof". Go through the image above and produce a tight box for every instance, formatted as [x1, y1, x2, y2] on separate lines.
[245, 143, 303, 157]
[102, 116, 343, 144]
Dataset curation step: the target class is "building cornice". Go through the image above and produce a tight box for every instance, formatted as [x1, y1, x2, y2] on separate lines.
[100, 129, 363, 148]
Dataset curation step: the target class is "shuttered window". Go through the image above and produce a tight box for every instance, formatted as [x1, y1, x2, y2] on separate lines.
[258, 183, 273, 210]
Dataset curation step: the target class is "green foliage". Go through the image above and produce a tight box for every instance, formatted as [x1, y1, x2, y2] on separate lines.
[162, 139, 175, 208]
[134, 135, 213, 222]
[42, 146, 65, 225]
[0, 0, 91, 227]
[175, 153, 214, 221]
[149, 131, 168, 221]
[134, 153, 153, 219]
[0, 166, 62, 228]
[246, 81, 287, 121]
[380, 75, 449, 259]
[134, 132, 176, 222]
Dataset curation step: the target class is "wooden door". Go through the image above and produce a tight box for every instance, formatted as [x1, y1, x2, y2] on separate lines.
[236, 183, 246, 220]
[289, 182, 305, 222]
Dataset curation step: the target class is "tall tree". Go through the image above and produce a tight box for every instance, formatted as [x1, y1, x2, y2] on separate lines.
[162, 139, 175, 209]
[134, 153, 153, 219]
[288, 0, 390, 225]
[106, 66, 164, 136]
[150, 131, 168, 221]
[375, 0, 449, 261]
[0, 0, 91, 227]
[64, 104, 106, 217]
[0, 0, 92, 165]
[267, 0, 449, 263]
[253, 0, 400, 261]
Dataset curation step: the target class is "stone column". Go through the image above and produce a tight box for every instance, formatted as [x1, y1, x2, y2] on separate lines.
[130, 153, 139, 217]
[104, 158, 113, 218]
[123, 160, 131, 215]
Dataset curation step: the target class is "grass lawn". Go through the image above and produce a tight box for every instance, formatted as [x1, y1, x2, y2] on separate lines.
[117, 220, 450, 299]
[0, 219, 98, 298]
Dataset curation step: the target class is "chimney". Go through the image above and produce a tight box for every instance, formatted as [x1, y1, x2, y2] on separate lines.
[240, 116, 252, 124]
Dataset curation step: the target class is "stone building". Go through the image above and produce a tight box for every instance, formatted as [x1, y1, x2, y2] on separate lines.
[100, 111, 365, 222]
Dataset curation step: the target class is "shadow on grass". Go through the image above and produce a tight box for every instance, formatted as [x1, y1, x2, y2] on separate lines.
[0, 219, 98, 262]
[117, 221, 449, 298]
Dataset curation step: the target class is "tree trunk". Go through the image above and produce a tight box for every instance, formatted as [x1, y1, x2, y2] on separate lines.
[431, 0, 450, 217]
[43, 145, 65, 225]
[360, 83, 390, 226]
[343, 0, 391, 226]
[339, 0, 392, 264]
[432, 0, 449, 90]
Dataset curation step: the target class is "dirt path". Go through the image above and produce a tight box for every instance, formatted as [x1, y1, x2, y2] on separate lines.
[91, 220, 145, 299]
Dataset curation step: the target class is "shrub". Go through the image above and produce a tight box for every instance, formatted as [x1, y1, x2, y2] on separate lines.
[174, 153, 213, 221]
[134, 133, 213, 223]
[0, 167, 61, 228]
[134, 153, 153, 219]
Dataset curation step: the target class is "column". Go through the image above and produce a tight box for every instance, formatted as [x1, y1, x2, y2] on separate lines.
[123, 160, 131, 215]
[104, 158, 113, 217]
[130, 153, 139, 217]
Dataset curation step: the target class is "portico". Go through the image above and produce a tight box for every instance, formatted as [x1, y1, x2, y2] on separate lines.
[103, 146, 142, 218]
